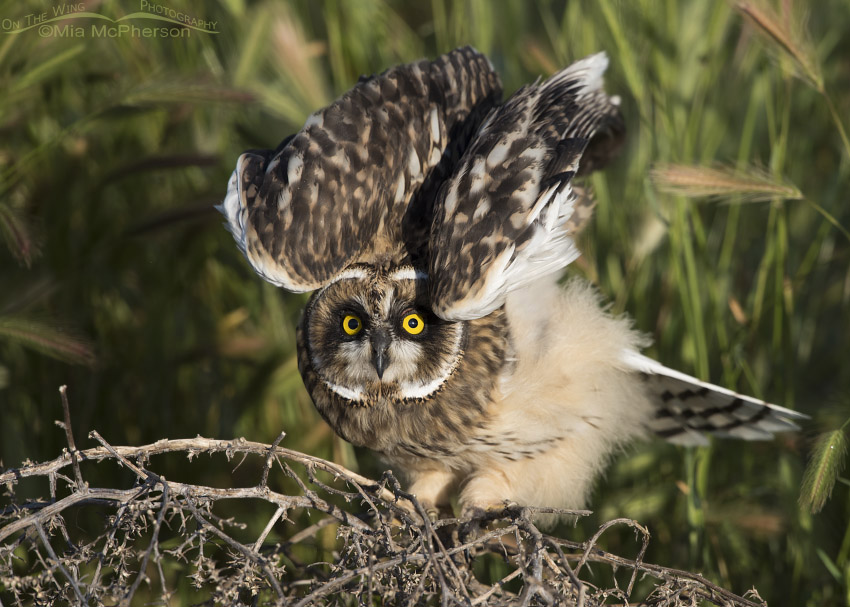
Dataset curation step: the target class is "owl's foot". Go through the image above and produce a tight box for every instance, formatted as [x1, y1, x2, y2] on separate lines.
[460, 500, 520, 522]
[455, 501, 518, 545]
[407, 467, 458, 523]
[422, 500, 456, 523]
[424, 505, 439, 523]
[388, 492, 452, 525]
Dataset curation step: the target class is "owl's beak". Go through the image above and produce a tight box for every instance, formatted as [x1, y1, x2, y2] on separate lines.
[370, 329, 391, 380]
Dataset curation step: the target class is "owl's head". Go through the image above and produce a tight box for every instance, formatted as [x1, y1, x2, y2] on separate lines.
[298, 265, 467, 404]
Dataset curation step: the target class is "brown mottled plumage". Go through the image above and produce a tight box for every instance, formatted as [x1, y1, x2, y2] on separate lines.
[225, 47, 501, 292]
[219, 47, 805, 519]
[296, 264, 508, 460]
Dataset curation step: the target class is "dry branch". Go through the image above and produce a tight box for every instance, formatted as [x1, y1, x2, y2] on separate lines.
[0, 396, 769, 606]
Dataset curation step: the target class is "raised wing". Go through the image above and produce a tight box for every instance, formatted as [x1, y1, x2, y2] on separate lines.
[219, 47, 502, 292]
[622, 350, 808, 446]
[428, 52, 624, 320]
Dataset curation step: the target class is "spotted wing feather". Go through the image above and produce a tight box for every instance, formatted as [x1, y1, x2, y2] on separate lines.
[622, 351, 807, 446]
[219, 47, 502, 292]
[428, 52, 623, 320]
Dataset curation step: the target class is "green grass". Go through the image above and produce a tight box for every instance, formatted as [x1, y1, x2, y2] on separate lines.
[1, 0, 849, 603]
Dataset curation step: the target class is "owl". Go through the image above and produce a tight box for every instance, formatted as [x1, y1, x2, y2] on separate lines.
[219, 47, 805, 519]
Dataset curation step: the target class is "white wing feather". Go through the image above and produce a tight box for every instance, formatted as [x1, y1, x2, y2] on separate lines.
[621, 350, 807, 446]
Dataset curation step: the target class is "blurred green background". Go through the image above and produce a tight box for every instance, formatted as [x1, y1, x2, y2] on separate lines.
[1, 0, 848, 604]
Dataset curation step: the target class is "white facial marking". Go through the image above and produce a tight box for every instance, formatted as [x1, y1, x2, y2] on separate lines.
[317, 339, 371, 402]
[381, 340, 422, 382]
[380, 287, 394, 317]
[397, 323, 465, 399]
[399, 375, 450, 400]
[339, 340, 375, 380]
[315, 267, 370, 300]
[322, 379, 365, 402]
[311, 263, 464, 403]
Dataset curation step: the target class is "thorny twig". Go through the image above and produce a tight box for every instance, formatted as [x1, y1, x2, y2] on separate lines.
[0, 393, 769, 607]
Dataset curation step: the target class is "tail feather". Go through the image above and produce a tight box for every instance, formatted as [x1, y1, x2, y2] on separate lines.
[620, 350, 807, 447]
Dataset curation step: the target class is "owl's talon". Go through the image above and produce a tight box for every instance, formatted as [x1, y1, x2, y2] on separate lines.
[499, 501, 523, 518]
[461, 500, 518, 522]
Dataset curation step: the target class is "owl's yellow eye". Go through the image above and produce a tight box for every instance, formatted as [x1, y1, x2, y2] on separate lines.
[342, 314, 362, 336]
[401, 312, 425, 335]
